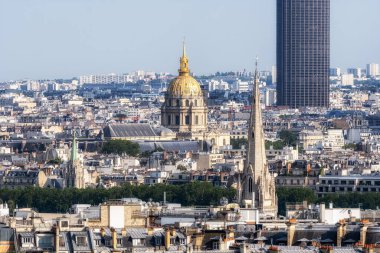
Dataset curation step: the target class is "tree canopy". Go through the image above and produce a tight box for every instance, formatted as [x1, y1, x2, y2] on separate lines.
[231, 138, 247, 149]
[101, 140, 140, 156]
[0, 182, 235, 213]
[278, 130, 298, 147]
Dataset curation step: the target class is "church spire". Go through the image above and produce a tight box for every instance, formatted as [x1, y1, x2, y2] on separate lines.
[70, 131, 78, 162]
[245, 57, 265, 173]
[240, 57, 277, 216]
[179, 40, 190, 76]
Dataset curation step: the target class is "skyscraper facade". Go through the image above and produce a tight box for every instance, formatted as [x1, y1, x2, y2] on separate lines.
[277, 0, 330, 108]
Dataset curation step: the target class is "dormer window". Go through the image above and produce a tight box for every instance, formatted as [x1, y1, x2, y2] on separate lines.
[60, 220, 69, 228]
[76, 236, 87, 247]
[59, 236, 65, 247]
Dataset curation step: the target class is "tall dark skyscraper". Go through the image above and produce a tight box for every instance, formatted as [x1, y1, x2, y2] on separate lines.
[276, 0, 330, 108]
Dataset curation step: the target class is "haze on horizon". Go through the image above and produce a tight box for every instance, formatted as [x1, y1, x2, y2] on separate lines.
[0, 0, 379, 81]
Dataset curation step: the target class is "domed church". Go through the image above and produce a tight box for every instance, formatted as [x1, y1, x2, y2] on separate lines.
[161, 43, 208, 135]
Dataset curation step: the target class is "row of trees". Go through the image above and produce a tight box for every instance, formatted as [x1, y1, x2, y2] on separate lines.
[101, 140, 140, 156]
[0, 182, 235, 213]
[276, 187, 380, 215]
[1, 184, 379, 215]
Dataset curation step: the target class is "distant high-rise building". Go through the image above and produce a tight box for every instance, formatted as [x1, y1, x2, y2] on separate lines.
[367, 63, 380, 77]
[330, 68, 341, 77]
[347, 68, 361, 78]
[341, 74, 354, 86]
[277, 0, 330, 108]
[271, 65, 277, 84]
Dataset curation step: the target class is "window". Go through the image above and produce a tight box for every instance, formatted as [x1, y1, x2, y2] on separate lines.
[186, 100, 189, 106]
[195, 100, 198, 106]
[61, 221, 69, 228]
[59, 236, 66, 247]
[176, 99, 180, 106]
[76, 236, 87, 247]
[185, 115, 190, 125]
[167, 115, 171, 125]
[175, 116, 180, 125]
[117, 238, 122, 246]
[341, 180, 346, 185]
[195, 116, 199, 125]
[213, 242, 220, 250]
[23, 237, 33, 243]
[248, 177, 253, 193]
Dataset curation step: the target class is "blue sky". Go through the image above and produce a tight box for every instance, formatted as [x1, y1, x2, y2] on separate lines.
[0, 0, 379, 81]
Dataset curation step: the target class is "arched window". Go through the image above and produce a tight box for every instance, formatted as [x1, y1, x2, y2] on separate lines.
[248, 177, 253, 193]
[176, 99, 180, 106]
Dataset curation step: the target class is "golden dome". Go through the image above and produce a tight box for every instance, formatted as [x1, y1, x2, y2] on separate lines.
[167, 43, 203, 97]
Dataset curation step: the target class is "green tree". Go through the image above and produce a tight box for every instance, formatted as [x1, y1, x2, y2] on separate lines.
[276, 187, 317, 215]
[231, 138, 247, 149]
[343, 143, 356, 150]
[265, 140, 285, 150]
[47, 157, 62, 165]
[101, 140, 140, 156]
[279, 130, 297, 147]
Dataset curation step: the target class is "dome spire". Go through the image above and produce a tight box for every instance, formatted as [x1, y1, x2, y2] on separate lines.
[182, 38, 187, 58]
[179, 39, 190, 76]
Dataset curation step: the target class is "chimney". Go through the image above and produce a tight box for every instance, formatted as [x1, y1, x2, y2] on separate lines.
[121, 228, 127, 237]
[320, 203, 326, 223]
[55, 222, 60, 253]
[286, 218, 297, 246]
[360, 220, 370, 246]
[171, 228, 176, 237]
[111, 228, 117, 249]
[336, 220, 346, 247]
[165, 228, 171, 250]
[100, 227, 106, 238]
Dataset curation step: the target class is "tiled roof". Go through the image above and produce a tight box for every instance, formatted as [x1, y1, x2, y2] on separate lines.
[103, 124, 157, 138]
